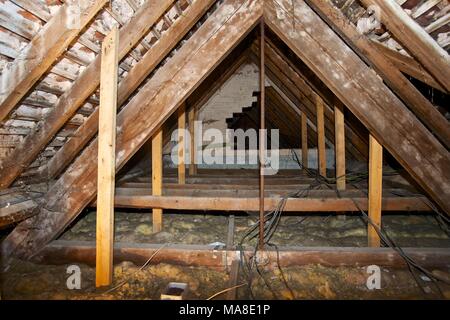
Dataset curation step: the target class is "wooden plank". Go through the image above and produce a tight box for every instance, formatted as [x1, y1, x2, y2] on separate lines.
[360, 0, 450, 92]
[265, 0, 450, 214]
[111, 194, 430, 212]
[42, 0, 215, 181]
[188, 106, 198, 175]
[33, 240, 450, 269]
[305, 0, 450, 147]
[335, 102, 346, 190]
[95, 26, 119, 288]
[368, 135, 383, 247]
[178, 104, 186, 185]
[0, 0, 107, 122]
[301, 112, 308, 169]
[0, 0, 174, 189]
[152, 128, 163, 233]
[316, 95, 326, 177]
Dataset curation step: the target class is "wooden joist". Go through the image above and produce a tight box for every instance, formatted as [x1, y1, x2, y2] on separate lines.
[305, 0, 450, 148]
[0, 0, 174, 189]
[40, 0, 215, 182]
[265, 0, 450, 214]
[2, 0, 263, 260]
[96, 26, 119, 287]
[0, 0, 108, 122]
[360, 0, 450, 93]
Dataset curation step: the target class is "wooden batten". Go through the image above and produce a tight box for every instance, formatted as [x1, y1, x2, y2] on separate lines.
[96, 26, 119, 287]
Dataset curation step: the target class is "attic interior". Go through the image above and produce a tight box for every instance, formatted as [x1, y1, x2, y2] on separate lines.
[0, 0, 449, 301]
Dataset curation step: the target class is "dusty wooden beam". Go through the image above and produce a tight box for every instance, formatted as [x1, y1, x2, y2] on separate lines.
[178, 104, 186, 185]
[265, 0, 450, 214]
[301, 112, 309, 169]
[335, 102, 346, 190]
[0, 0, 108, 122]
[0, 0, 174, 189]
[1, 0, 263, 260]
[316, 96, 327, 177]
[111, 194, 430, 212]
[96, 26, 119, 287]
[42, 0, 216, 182]
[360, 0, 450, 92]
[304, 0, 450, 147]
[368, 135, 383, 247]
[152, 128, 163, 233]
[32, 240, 450, 269]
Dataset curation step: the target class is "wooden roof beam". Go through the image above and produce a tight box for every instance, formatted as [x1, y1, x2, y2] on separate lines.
[359, 0, 450, 92]
[306, 0, 450, 149]
[0, 0, 108, 122]
[0, 0, 175, 189]
[37, 0, 216, 182]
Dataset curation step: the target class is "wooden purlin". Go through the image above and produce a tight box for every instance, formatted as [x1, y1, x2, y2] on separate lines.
[2, 0, 263, 260]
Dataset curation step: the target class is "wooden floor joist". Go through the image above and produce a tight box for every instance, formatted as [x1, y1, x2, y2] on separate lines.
[265, 0, 450, 214]
[32, 240, 450, 269]
[2, 0, 264, 260]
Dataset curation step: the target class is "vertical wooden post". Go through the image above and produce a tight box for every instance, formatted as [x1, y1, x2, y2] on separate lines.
[96, 26, 119, 288]
[301, 112, 308, 169]
[188, 106, 197, 176]
[316, 95, 326, 177]
[152, 127, 163, 233]
[178, 104, 186, 184]
[334, 103, 346, 190]
[368, 134, 383, 247]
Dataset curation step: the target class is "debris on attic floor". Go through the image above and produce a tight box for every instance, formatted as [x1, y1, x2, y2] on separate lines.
[0, 0, 450, 305]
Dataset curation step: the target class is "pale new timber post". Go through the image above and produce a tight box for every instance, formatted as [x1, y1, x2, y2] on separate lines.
[178, 104, 186, 184]
[152, 128, 163, 232]
[368, 134, 383, 247]
[334, 103, 346, 190]
[316, 95, 326, 177]
[301, 112, 308, 169]
[96, 26, 119, 287]
[188, 106, 197, 175]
